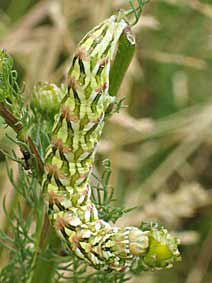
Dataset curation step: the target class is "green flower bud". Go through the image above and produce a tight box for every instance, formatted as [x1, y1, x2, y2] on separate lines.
[31, 82, 66, 118]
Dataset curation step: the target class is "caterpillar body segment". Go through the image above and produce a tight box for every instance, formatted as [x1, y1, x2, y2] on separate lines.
[43, 14, 129, 221]
[42, 13, 181, 272]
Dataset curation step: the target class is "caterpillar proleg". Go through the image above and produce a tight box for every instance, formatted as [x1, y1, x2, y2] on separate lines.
[42, 12, 181, 272]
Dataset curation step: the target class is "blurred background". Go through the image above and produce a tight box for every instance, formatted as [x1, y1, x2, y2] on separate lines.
[0, 0, 212, 282]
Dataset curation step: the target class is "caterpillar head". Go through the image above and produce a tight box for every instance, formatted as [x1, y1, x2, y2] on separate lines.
[128, 228, 149, 256]
[109, 227, 149, 259]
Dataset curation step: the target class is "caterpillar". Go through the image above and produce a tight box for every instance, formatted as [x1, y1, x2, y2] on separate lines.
[42, 11, 180, 272]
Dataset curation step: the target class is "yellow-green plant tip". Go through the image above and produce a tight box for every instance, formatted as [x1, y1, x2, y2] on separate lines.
[143, 227, 181, 269]
[0, 48, 10, 66]
[0, 48, 24, 121]
[0, 49, 14, 101]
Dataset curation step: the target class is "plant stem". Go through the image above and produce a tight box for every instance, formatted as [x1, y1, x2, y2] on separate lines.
[29, 216, 61, 283]
[0, 102, 44, 174]
[0, 102, 23, 133]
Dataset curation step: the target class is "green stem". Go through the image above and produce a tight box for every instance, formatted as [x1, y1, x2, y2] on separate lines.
[29, 213, 61, 283]
[0, 190, 19, 259]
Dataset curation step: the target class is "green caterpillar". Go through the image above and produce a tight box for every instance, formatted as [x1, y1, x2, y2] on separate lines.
[42, 12, 180, 272]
